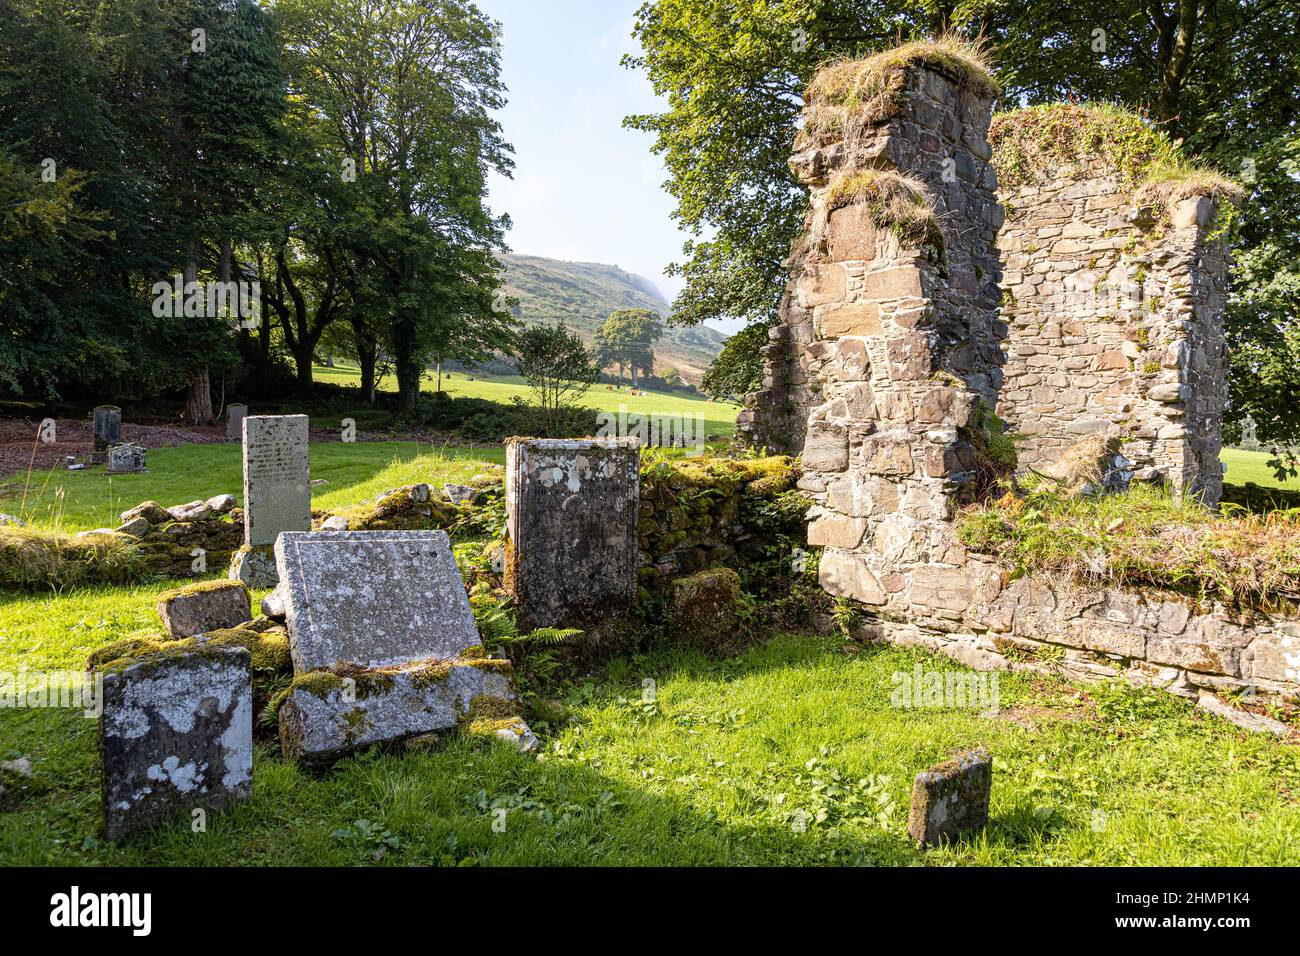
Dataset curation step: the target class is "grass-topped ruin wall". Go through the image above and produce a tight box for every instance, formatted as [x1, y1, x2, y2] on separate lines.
[741, 42, 1294, 728]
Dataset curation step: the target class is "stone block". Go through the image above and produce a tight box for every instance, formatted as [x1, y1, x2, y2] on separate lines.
[801, 422, 850, 473]
[668, 567, 742, 645]
[106, 443, 147, 474]
[157, 580, 251, 639]
[807, 514, 868, 549]
[817, 303, 883, 338]
[100, 644, 253, 842]
[819, 550, 885, 604]
[907, 749, 992, 848]
[801, 264, 847, 307]
[278, 657, 518, 766]
[276, 529, 480, 671]
[862, 266, 923, 301]
[504, 438, 640, 630]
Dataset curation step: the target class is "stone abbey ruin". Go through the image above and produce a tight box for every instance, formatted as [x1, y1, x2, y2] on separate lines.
[739, 42, 1296, 715]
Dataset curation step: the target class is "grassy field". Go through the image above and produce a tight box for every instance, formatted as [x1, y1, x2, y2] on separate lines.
[311, 361, 742, 438]
[1222, 447, 1300, 488]
[0, 442, 504, 533]
[3, 596, 1298, 866]
[1, 435, 1298, 865]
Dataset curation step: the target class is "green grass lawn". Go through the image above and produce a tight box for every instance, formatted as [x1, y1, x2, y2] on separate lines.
[1222, 447, 1300, 489]
[1, 432, 1298, 865]
[0, 442, 506, 533]
[2, 601, 1297, 865]
[312, 361, 742, 438]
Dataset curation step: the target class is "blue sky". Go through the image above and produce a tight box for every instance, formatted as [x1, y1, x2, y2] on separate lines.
[476, 0, 743, 336]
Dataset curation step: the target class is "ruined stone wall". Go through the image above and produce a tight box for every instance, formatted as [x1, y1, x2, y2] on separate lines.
[740, 52, 1298, 717]
[994, 155, 1229, 502]
[743, 59, 1003, 611]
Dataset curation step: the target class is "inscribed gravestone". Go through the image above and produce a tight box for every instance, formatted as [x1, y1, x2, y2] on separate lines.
[275, 529, 480, 672]
[242, 415, 311, 547]
[504, 437, 640, 630]
[106, 442, 147, 474]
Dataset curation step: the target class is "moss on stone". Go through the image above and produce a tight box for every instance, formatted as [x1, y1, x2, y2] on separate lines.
[157, 578, 249, 605]
[464, 693, 521, 723]
[826, 169, 943, 251]
[201, 628, 291, 672]
[990, 103, 1243, 222]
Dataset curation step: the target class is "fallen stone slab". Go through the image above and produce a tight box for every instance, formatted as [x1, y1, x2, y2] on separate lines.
[1196, 691, 1293, 738]
[169, 500, 213, 523]
[115, 516, 151, 539]
[206, 494, 237, 515]
[276, 529, 480, 671]
[157, 580, 251, 639]
[99, 643, 253, 842]
[908, 749, 992, 848]
[466, 715, 539, 754]
[277, 656, 519, 766]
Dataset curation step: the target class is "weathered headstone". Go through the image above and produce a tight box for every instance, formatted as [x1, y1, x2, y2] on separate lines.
[504, 437, 640, 629]
[242, 415, 311, 547]
[226, 404, 248, 442]
[106, 442, 147, 474]
[275, 529, 479, 671]
[100, 644, 253, 842]
[278, 657, 519, 765]
[91, 405, 121, 464]
[157, 580, 252, 639]
[907, 749, 992, 847]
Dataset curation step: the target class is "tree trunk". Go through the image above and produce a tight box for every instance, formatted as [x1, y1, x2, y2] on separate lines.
[351, 316, 377, 403]
[182, 257, 215, 425]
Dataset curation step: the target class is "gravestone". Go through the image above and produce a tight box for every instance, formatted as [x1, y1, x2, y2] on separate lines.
[226, 404, 248, 442]
[100, 644, 253, 842]
[907, 749, 993, 847]
[278, 657, 519, 766]
[106, 442, 147, 474]
[242, 414, 311, 548]
[92, 405, 121, 464]
[275, 529, 479, 671]
[504, 437, 640, 629]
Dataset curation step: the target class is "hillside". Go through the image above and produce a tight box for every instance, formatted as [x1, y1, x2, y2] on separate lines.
[497, 253, 726, 383]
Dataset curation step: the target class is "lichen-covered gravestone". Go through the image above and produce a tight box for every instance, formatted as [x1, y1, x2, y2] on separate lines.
[92, 405, 121, 464]
[275, 529, 479, 671]
[106, 442, 147, 474]
[907, 749, 993, 847]
[232, 414, 311, 588]
[99, 644, 253, 842]
[274, 529, 525, 764]
[504, 437, 640, 629]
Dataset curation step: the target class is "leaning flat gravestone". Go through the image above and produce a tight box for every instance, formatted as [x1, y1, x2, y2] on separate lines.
[504, 437, 640, 629]
[907, 749, 992, 848]
[242, 414, 311, 547]
[276, 529, 480, 671]
[100, 644, 253, 842]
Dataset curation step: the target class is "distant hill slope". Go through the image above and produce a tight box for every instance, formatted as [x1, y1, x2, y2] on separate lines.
[497, 253, 725, 383]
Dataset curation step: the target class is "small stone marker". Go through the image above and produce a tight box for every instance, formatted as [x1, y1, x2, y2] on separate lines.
[92, 405, 121, 464]
[157, 581, 252, 639]
[275, 529, 479, 671]
[226, 404, 248, 442]
[106, 442, 147, 474]
[100, 644, 253, 842]
[908, 749, 993, 848]
[241, 414, 311, 548]
[504, 437, 640, 629]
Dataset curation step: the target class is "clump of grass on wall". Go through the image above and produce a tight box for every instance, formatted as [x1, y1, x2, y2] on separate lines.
[825, 169, 944, 252]
[958, 481, 1300, 609]
[799, 36, 998, 147]
[0, 527, 147, 590]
